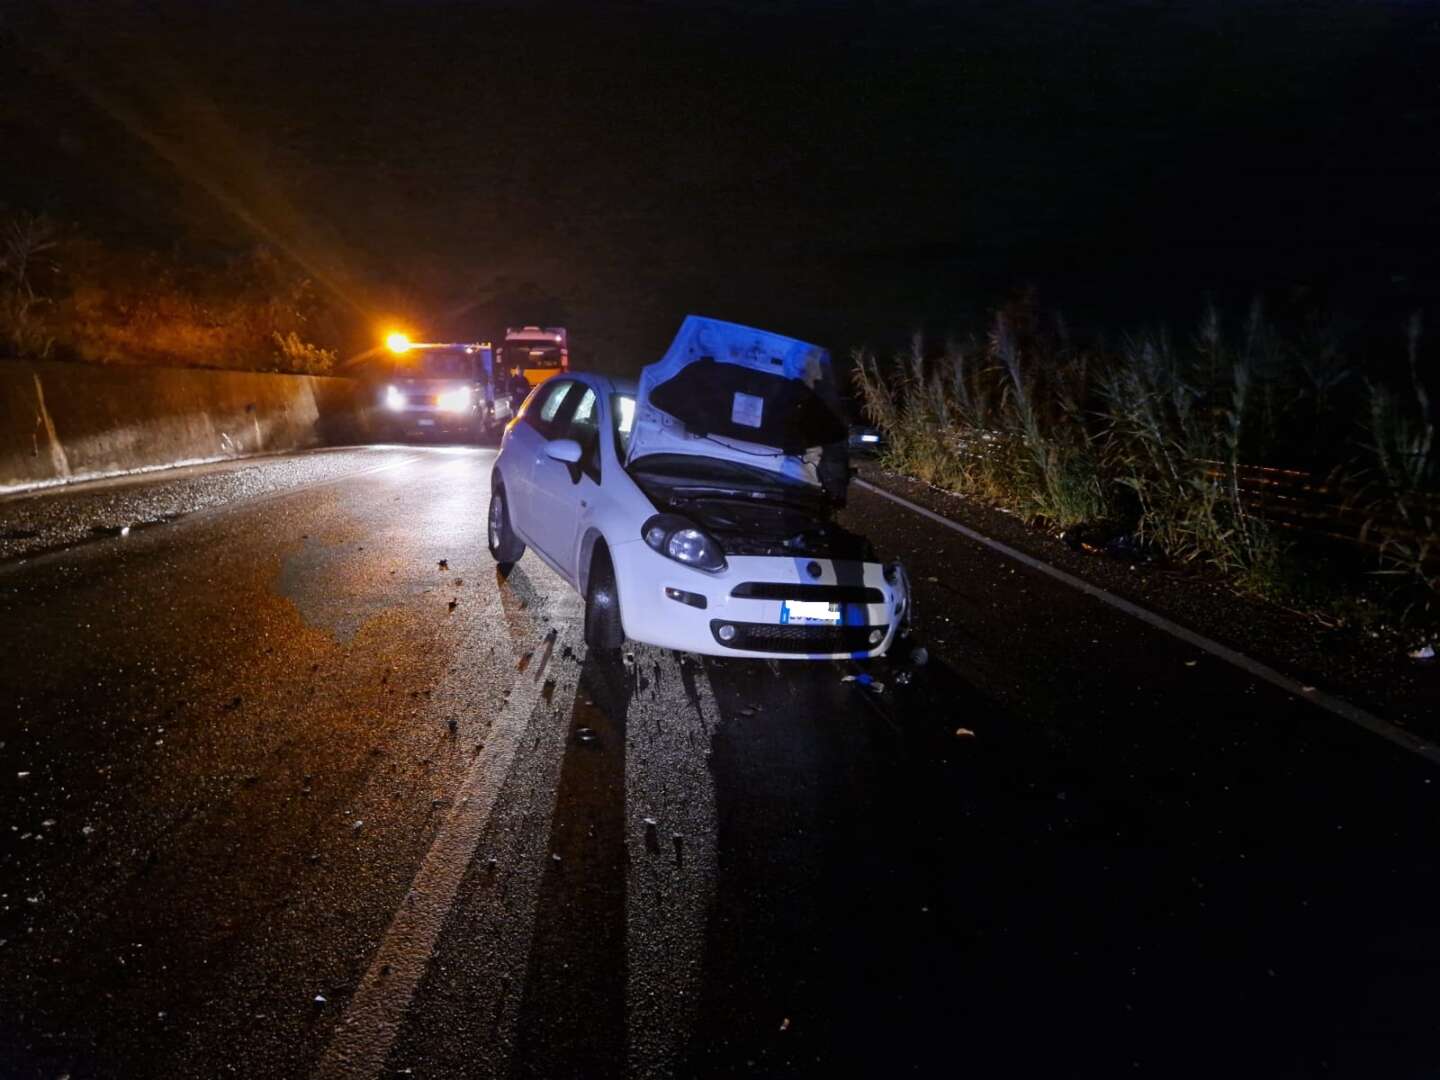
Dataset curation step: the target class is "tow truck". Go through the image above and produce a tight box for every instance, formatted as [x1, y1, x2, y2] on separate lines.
[377, 334, 516, 441]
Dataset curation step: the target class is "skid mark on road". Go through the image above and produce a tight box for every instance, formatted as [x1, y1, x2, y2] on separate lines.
[314, 606, 581, 1080]
[625, 649, 721, 1078]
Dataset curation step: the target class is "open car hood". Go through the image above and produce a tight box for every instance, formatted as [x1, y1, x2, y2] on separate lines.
[626, 315, 847, 488]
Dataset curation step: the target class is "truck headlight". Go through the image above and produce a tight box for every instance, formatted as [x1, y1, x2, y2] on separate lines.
[437, 386, 471, 413]
[642, 514, 727, 573]
[385, 385, 405, 412]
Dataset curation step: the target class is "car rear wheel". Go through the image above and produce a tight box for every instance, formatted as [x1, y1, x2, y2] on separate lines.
[584, 546, 625, 654]
[487, 484, 525, 566]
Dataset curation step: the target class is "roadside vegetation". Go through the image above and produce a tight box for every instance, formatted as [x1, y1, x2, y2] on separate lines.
[853, 295, 1438, 624]
[0, 212, 339, 374]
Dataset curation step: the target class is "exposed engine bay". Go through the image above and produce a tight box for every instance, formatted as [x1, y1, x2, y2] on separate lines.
[629, 460, 875, 560]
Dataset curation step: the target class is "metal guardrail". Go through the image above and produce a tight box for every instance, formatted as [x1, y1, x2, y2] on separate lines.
[939, 431, 1438, 563]
[1215, 462, 1439, 561]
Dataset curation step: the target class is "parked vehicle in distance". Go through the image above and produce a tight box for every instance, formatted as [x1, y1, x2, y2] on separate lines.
[378, 343, 511, 441]
[487, 316, 909, 659]
[838, 394, 887, 456]
[499, 326, 569, 391]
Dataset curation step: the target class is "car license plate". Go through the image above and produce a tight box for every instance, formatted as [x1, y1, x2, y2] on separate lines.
[780, 600, 840, 625]
[416, 418, 436, 426]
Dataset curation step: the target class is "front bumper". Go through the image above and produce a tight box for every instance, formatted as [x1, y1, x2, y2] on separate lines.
[608, 541, 908, 660]
[385, 406, 480, 435]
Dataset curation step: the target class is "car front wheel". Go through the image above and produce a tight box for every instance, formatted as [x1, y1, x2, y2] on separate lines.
[584, 545, 625, 654]
[488, 484, 526, 567]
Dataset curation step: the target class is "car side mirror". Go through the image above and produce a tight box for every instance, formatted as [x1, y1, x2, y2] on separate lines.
[545, 438, 582, 464]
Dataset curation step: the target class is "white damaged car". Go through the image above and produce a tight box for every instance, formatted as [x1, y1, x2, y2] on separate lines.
[487, 315, 909, 659]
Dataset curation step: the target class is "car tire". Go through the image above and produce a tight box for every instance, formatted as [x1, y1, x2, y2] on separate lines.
[488, 483, 526, 567]
[584, 545, 625, 654]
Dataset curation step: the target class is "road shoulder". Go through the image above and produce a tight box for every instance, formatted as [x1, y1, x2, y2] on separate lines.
[853, 461, 1440, 743]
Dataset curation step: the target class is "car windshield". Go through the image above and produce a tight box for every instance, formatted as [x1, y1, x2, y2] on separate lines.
[502, 345, 564, 369]
[405, 352, 473, 378]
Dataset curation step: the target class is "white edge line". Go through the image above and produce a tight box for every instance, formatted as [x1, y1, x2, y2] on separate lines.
[855, 477, 1440, 769]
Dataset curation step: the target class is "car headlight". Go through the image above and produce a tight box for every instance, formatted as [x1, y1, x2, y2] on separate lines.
[437, 386, 471, 412]
[385, 385, 405, 411]
[642, 514, 727, 573]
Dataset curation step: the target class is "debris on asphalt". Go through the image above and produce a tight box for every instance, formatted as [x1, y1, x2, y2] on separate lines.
[780, 1018, 791, 1032]
[41, 819, 56, 828]
[574, 727, 597, 744]
[352, 820, 364, 832]
[437, 559, 448, 570]
[16, 771, 30, 780]
[447, 597, 459, 612]
[551, 853, 562, 863]
[1185, 660, 1198, 667]
[954, 727, 976, 738]
[1410, 644, 1435, 661]
[446, 718, 458, 735]
[313, 994, 327, 1007]
[82, 825, 95, 838]
[623, 651, 636, 671]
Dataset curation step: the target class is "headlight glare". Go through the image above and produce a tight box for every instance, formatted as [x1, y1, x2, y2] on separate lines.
[641, 514, 726, 573]
[385, 385, 405, 411]
[437, 386, 471, 412]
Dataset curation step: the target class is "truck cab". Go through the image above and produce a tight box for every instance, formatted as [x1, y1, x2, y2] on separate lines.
[499, 326, 569, 393]
[378, 343, 511, 441]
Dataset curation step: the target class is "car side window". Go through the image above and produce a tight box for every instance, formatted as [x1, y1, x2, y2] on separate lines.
[525, 380, 574, 436]
[562, 387, 601, 483]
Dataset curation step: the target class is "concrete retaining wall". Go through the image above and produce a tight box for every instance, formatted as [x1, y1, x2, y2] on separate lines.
[0, 360, 381, 493]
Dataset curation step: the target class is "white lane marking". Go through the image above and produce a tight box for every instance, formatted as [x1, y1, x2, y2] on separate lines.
[856, 478, 1440, 769]
[625, 648, 721, 1078]
[313, 615, 580, 1080]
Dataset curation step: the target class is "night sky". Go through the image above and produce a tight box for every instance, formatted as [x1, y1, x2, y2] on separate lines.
[4, 0, 1438, 368]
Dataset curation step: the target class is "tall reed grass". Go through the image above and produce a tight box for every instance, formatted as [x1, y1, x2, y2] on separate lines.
[853, 296, 1436, 606]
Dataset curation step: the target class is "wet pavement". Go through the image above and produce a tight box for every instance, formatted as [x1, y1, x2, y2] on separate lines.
[1, 446, 1438, 1078]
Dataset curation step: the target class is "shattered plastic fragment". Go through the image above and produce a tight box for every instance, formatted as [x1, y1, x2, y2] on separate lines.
[1410, 645, 1436, 660]
[954, 727, 976, 738]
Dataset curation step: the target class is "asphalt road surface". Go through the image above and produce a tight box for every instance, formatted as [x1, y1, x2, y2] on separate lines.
[2, 446, 1438, 1079]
